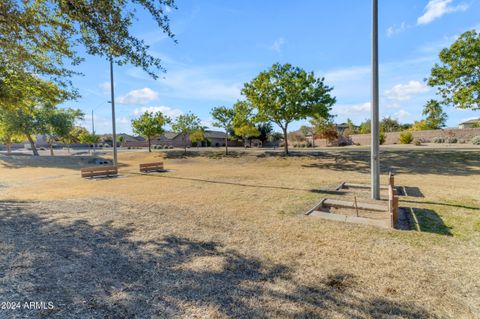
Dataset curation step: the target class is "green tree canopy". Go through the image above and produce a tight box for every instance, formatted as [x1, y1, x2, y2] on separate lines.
[242, 63, 335, 154]
[422, 99, 447, 129]
[232, 100, 259, 146]
[131, 111, 169, 152]
[211, 105, 235, 154]
[171, 112, 203, 154]
[1, 0, 177, 107]
[428, 30, 480, 110]
[380, 117, 402, 133]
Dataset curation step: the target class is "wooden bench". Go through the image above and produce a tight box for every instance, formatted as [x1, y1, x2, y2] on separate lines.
[81, 165, 118, 178]
[139, 162, 165, 173]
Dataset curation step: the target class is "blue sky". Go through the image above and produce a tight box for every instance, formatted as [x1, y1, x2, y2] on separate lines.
[65, 0, 480, 134]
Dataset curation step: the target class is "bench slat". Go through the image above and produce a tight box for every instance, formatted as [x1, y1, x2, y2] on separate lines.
[81, 166, 118, 178]
[139, 162, 164, 172]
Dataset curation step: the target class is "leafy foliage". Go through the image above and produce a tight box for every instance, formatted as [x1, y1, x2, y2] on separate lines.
[1, 0, 177, 107]
[232, 101, 260, 145]
[428, 30, 480, 110]
[422, 99, 447, 129]
[358, 119, 371, 134]
[171, 112, 203, 153]
[242, 63, 335, 154]
[380, 117, 402, 133]
[399, 131, 413, 144]
[131, 111, 169, 152]
[211, 106, 235, 154]
[471, 136, 480, 145]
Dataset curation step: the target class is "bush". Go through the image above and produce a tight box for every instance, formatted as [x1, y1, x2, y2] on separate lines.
[399, 131, 413, 144]
[413, 139, 421, 146]
[447, 137, 457, 144]
[471, 136, 480, 145]
[432, 137, 445, 143]
[379, 132, 385, 145]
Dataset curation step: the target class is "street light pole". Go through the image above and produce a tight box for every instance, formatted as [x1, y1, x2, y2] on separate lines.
[371, 0, 380, 199]
[109, 56, 118, 167]
[92, 109, 96, 155]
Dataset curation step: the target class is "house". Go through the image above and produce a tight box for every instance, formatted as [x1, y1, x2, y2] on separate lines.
[458, 118, 480, 129]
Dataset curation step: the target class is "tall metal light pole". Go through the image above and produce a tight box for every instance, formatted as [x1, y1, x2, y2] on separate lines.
[109, 56, 118, 167]
[371, 0, 380, 199]
[92, 109, 96, 154]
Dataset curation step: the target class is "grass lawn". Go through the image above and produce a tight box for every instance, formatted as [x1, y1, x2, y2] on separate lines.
[0, 146, 479, 318]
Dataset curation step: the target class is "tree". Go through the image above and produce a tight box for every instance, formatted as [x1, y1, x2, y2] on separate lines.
[1, 0, 177, 107]
[0, 120, 23, 154]
[189, 129, 205, 147]
[171, 113, 203, 154]
[131, 111, 169, 152]
[422, 99, 447, 129]
[39, 106, 84, 156]
[380, 117, 402, 133]
[256, 122, 273, 147]
[211, 106, 235, 155]
[343, 118, 358, 136]
[428, 30, 480, 111]
[310, 115, 338, 145]
[78, 130, 100, 154]
[0, 106, 41, 155]
[359, 119, 371, 134]
[242, 63, 335, 154]
[232, 101, 259, 147]
[62, 126, 88, 152]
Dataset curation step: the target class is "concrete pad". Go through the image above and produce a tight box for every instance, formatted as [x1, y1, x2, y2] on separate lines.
[346, 216, 391, 228]
[309, 211, 391, 229]
[309, 211, 347, 222]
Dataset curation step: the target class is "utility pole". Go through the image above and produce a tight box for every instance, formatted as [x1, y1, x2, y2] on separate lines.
[109, 56, 118, 166]
[371, 0, 380, 200]
[92, 109, 96, 154]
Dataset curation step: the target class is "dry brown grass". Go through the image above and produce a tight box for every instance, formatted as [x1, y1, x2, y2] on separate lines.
[0, 147, 479, 318]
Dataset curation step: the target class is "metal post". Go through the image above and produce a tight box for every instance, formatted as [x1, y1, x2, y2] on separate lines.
[109, 56, 118, 166]
[371, 0, 380, 199]
[92, 109, 96, 154]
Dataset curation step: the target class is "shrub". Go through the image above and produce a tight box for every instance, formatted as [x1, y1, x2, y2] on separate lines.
[399, 131, 413, 144]
[447, 137, 457, 143]
[379, 132, 385, 145]
[432, 137, 445, 143]
[471, 136, 480, 145]
[413, 139, 421, 146]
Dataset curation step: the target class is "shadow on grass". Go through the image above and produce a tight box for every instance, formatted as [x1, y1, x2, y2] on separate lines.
[133, 173, 342, 195]
[301, 149, 480, 176]
[409, 207, 453, 236]
[0, 154, 129, 170]
[0, 201, 433, 318]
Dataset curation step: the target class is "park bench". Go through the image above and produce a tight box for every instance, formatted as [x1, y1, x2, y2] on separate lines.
[139, 162, 165, 173]
[81, 165, 118, 178]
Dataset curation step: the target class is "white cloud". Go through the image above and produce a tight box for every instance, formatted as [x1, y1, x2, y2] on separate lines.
[118, 88, 159, 105]
[334, 102, 371, 116]
[387, 22, 408, 37]
[384, 81, 429, 101]
[269, 37, 286, 53]
[393, 109, 410, 121]
[324, 66, 370, 82]
[132, 106, 184, 119]
[99, 81, 111, 95]
[417, 0, 468, 25]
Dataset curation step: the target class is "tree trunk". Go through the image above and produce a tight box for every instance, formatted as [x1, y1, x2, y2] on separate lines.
[282, 127, 289, 155]
[148, 137, 151, 152]
[49, 143, 54, 156]
[26, 134, 39, 156]
[6, 143, 12, 154]
[225, 131, 228, 155]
